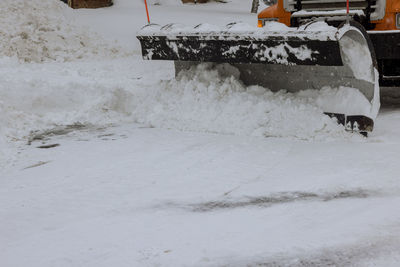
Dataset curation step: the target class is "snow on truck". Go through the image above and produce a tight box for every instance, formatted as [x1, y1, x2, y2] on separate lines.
[137, 0, 400, 135]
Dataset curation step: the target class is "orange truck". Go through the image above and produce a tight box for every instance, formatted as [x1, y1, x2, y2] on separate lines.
[258, 0, 400, 87]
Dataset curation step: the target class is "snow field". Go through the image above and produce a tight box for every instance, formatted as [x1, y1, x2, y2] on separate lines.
[2, 0, 400, 266]
[2, 124, 400, 266]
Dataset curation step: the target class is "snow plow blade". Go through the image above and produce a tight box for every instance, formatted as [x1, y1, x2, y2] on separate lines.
[137, 23, 344, 66]
[137, 22, 380, 134]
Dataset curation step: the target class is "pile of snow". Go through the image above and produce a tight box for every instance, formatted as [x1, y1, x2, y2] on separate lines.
[132, 64, 363, 140]
[0, 59, 362, 162]
[0, 0, 120, 63]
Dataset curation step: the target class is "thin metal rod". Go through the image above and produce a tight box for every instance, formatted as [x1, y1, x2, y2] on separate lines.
[144, 0, 150, 24]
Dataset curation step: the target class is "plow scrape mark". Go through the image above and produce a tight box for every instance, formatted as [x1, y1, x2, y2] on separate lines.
[27, 123, 110, 145]
[27, 123, 88, 144]
[188, 189, 370, 212]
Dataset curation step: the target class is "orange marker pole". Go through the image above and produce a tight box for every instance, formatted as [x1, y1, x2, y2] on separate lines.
[346, 0, 350, 23]
[346, 0, 349, 14]
[144, 0, 150, 24]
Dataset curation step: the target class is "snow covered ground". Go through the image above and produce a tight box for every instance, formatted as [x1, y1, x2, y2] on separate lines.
[1, 0, 400, 266]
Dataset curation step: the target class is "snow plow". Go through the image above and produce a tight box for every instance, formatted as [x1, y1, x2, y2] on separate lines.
[137, 0, 400, 135]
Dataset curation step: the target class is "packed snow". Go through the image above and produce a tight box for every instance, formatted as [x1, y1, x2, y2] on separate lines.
[338, 26, 375, 83]
[1, 0, 400, 266]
